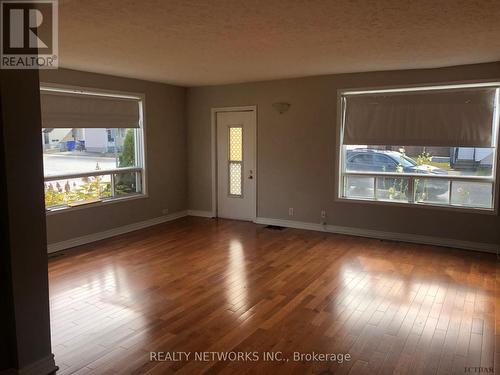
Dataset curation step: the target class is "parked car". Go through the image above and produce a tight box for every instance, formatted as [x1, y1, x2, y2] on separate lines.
[345, 149, 448, 198]
[346, 149, 446, 174]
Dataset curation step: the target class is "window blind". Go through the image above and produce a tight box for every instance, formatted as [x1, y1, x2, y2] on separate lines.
[40, 90, 141, 128]
[342, 87, 497, 147]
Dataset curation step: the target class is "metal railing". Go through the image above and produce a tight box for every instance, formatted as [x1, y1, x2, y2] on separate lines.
[44, 167, 144, 210]
[44, 167, 142, 181]
[341, 171, 495, 209]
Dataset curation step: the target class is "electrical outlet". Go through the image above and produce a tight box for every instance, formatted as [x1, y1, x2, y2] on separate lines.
[162, 208, 169, 215]
[321, 210, 326, 219]
[288, 207, 294, 216]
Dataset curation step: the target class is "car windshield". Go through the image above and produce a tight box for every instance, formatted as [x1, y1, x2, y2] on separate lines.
[390, 153, 417, 168]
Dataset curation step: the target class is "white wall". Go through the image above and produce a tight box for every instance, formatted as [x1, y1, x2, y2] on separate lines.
[83, 128, 107, 152]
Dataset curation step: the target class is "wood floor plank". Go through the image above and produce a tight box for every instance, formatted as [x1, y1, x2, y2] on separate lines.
[48, 217, 499, 374]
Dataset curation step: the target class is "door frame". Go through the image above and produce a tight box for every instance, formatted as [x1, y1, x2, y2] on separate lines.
[211, 105, 257, 220]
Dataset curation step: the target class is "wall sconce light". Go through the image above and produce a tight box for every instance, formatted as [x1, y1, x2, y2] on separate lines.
[272, 102, 290, 114]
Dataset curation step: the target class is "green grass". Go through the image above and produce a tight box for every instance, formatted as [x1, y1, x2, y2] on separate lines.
[475, 168, 492, 176]
[427, 161, 492, 176]
[427, 161, 451, 170]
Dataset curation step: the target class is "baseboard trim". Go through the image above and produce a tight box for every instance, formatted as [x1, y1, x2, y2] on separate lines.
[0, 354, 57, 375]
[187, 210, 214, 218]
[47, 212, 498, 254]
[254, 217, 498, 254]
[47, 211, 188, 253]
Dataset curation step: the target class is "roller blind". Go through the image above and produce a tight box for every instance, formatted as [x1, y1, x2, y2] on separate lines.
[342, 87, 497, 147]
[40, 90, 141, 128]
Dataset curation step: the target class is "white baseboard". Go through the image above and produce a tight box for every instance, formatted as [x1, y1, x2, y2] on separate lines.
[47, 212, 498, 255]
[254, 217, 499, 254]
[47, 211, 188, 253]
[0, 354, 57, 375]
[187, 210, 214, 218]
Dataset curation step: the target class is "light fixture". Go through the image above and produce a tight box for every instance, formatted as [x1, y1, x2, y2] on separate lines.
[272, 102, 290, 114]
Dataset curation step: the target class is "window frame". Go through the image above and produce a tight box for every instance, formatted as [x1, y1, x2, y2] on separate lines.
[336, 81, 500, 214]
[41, 83, 148, 214]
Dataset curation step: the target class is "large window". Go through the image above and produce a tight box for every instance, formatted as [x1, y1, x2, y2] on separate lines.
[41, 87, 145, 211]
[339, 84, 499, 211]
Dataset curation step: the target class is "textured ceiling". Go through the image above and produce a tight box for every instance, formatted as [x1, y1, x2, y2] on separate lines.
[58, 0, 500, 87]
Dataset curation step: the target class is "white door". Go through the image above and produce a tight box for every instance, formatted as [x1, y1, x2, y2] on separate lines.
[216, 110, 256, 221]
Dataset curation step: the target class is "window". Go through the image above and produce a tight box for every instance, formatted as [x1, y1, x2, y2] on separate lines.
[228, 126, 243, 196]
[106, 129, 114, 142]
[339, 84, 499, 210]
[41, 87, 145, 211]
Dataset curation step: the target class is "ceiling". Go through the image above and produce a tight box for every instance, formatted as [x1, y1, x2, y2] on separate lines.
[58, 0, 500, 87]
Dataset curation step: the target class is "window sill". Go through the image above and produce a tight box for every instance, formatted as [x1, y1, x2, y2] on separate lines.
[336, 196, 497, 215]
[45, 193, 147, 216]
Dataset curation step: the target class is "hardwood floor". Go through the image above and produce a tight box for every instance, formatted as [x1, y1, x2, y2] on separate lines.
[48, 217, 499, 374]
